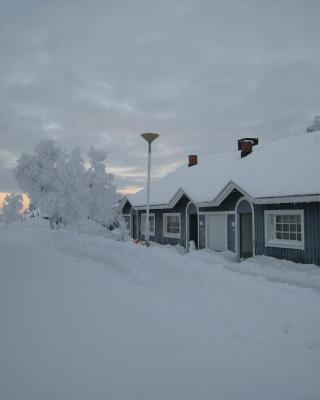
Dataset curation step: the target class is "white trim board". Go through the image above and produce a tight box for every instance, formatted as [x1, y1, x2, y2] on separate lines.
[198, 211, 235, 216]
[235, 197, 255, 261]
[264, 209, 305, 250]
[254, 194, 320, 204]
[185, 201, 199, 251]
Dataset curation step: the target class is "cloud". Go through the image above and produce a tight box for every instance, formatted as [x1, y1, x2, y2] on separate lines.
[0, 0, 319, 193]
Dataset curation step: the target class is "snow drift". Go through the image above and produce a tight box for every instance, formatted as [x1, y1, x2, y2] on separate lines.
[1, 219, 320, 400]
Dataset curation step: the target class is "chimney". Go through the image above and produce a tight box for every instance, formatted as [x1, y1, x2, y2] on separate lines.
[238, 138, 259, 158]
[188, 154, 198, 167]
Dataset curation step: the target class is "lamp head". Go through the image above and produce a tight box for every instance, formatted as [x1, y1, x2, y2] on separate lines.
[141, 132, 159, 144]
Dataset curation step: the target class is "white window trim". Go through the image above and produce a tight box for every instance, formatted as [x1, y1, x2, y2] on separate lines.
[163, 213, 181, 239]
[264, 209, 305, 250]
[141, 213, 156, 236]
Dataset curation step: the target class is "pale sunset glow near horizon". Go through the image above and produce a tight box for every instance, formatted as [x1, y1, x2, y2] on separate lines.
[0, 192, 30, 212]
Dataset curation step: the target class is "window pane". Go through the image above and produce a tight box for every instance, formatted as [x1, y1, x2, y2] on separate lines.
[290, 233, 296, 240]
[283, 215, 289, 223]
[267, 212, 303, 245]
[165, 215, 180, 235]
[289, 224, 296, 232]
[283, 224, 289, 232]
[290, 215, 298, 223]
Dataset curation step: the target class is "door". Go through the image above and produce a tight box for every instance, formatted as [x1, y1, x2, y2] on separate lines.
[189, 214, 198, 249]
[132, 215, 137, 240]
[240, 213, 253, 258]
[207, 214, 226, 251]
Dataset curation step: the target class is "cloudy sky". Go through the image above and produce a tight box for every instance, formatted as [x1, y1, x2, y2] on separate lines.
[0, 0, 319, 195]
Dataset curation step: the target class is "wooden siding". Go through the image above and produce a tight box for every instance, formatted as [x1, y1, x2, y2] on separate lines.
[199, 215, 206, 249]
[138, 195, 189, 247]
[254, 202, 320, 266]
[199, 190, 242, 213]
[198, 191, 240, 252]
[227, 214, 236, 252]
[122, 201, 132, 215]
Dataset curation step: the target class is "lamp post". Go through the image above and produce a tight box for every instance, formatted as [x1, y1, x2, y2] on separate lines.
[141, 132, 159, 247]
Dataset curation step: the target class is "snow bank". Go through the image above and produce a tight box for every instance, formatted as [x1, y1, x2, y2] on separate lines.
[1, 220, 320, 400]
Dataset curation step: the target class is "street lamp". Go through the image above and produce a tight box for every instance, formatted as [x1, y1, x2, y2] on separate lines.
[141, 132, 159, 247]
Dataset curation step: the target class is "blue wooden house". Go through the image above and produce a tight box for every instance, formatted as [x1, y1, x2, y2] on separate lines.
[119, 133, 320, 266]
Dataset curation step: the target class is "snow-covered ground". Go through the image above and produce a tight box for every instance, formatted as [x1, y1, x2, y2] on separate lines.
[1, 220, 320, 400]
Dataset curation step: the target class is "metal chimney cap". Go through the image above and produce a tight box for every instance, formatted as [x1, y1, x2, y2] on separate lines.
[141, 132, 159, 143]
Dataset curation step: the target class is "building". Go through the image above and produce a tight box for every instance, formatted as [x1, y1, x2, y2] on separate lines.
[119, 132, 320, 266]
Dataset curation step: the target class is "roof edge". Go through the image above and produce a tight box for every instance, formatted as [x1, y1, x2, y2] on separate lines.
[254, 194, 320, 204]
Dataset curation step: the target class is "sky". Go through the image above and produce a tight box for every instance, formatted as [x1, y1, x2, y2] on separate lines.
[0, 0, 319, 196]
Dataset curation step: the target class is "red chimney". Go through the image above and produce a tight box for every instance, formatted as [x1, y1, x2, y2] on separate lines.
[238, 138, 259, 158]
[188, 155, 198, 167]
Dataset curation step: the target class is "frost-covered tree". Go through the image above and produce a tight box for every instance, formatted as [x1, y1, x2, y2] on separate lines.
[85, 147, 118, 226]
[14, 140, 66, 229]
[307, 115, 320, 133]
[14, 140, 122, 231]
[1, 193, 23, 224]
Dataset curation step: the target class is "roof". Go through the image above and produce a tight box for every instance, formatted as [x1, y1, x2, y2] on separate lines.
[127, 132, 320, 208]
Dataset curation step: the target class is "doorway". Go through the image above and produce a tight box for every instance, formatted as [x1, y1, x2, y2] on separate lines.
[240, 213, 253, 258]
[189, 214, 198, 249]
[132, 215, 137, 240]
[236, 198, 254, 260]
[207, 214, 227, 252]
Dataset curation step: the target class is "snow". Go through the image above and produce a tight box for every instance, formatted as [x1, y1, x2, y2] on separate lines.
[129, 132, 320, 206]
[1, 219, 320, 400]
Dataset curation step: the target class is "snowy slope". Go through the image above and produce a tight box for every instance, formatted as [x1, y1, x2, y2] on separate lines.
[129, 132, 320, 206]
[1, 220, 320, 400]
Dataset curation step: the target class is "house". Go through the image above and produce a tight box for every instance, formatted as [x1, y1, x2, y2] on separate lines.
[119, 132, 320, 266]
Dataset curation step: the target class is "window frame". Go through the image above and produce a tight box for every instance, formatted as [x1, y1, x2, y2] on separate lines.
[264, 209, 305, 250]
[141, 213, 156, 237]
[163, 212, 181, 239]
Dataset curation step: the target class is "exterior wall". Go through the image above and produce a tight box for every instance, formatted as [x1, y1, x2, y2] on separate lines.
[254, 202, 320, 266]
[121, 200, 132, 236]
[198, 190, 240, 252]
[198, 213, 235, 252]
[227, 214, 236, 252]
[122, 201, 132, 215]
[138, 195, 189, 247]
[199, 215, 206, 249]
[199, 190, 243, 213]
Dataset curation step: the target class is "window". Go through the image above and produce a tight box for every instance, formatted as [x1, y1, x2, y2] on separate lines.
[141, 213, 155, 236]
[163, 213, 181, 239]
[264, 210, 304, 250]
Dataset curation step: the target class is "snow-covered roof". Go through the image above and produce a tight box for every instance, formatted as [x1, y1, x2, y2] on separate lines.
[127, 132, 320, 207]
